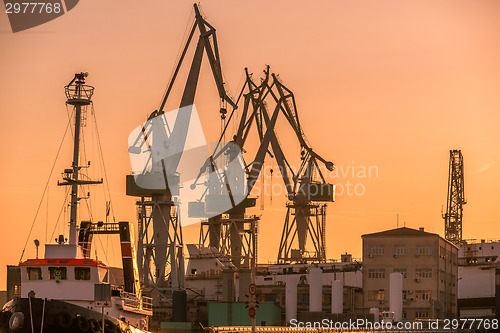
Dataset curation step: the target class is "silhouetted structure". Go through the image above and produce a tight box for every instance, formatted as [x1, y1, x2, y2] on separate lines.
[443, 150, 466, 245]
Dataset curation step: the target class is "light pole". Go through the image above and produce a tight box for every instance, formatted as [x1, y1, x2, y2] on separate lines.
[251, 221, 256, 333]
[240, 223, 257, 333]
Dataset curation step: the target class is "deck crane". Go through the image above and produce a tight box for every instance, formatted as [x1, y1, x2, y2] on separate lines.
[126, 4, 236, 321]
[194, 66, 335, 265]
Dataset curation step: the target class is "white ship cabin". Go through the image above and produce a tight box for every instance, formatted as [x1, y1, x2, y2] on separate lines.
[19, 243, 152, 324]
[20, 258, 110, 300]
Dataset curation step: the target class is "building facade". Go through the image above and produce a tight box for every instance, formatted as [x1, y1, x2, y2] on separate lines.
[458, 240, 500, 318]
[362, 227, 458, 320]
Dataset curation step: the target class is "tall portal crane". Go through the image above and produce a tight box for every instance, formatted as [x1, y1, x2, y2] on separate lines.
[126, 4, 235, 321]
[195, 66, 335, 265]
[443, 150, 466, 244]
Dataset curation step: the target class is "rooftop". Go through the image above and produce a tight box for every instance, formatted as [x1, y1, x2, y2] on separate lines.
[362, 226, 438, 238]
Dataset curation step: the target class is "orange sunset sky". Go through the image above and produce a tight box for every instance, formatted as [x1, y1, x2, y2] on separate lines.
[1, 0, 500, 288]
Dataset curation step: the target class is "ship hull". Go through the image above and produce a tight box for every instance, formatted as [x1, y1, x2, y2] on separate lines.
[1, 297, 148, 333]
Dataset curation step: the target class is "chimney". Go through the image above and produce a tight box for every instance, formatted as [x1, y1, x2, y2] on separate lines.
[419, 227, 424, 232]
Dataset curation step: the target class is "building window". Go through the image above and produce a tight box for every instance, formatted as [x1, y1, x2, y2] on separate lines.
[415, 311, 430, 318]
[416, 245, 432, 255]
[394, 246, 407, 256]
[415, 268, 432, 279]
[48, 267, 67, 280]
[369, 245, 385, 256]
[298, 293, 309, 305]
[27, 267, 42, 280]
[440, 246, 446, 258]
[415, 290, 432, 301]
[75, 267, 91, 280]
[368, 269, 385, 279]
[394, 269, 407, 279]
[368, 290, 385, 301]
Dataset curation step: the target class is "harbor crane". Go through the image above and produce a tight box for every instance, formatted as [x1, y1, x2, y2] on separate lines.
[443, 149, 466, 244]
[194, 66, 335, 265]
[126, 3, 235, 321]
[126, 4, 335, 322]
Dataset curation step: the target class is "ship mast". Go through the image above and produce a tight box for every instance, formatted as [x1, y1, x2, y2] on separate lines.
[59, 73, 102, 245]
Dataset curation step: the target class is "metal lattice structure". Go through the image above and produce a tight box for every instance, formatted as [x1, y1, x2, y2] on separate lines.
[198, 66, 334, 265]
[198, 213, 259, 268]
[126, 4, 238, 322]
[443, 150, 466, 244]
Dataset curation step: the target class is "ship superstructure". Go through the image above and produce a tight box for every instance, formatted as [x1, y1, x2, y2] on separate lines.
[1, 73, 152, 333]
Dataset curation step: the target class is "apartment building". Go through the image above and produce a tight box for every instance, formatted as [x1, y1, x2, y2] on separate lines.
[362, 227, 458, 320]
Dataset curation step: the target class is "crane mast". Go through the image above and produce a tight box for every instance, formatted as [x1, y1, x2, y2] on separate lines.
[443, 149, 466, 244]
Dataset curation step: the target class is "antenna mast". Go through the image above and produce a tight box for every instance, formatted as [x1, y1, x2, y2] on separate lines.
[59, 73, 102, 245]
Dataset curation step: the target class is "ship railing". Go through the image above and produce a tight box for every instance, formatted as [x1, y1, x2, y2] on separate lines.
[142, 295, 153, 311]
[120, 291, 153, 311]
[65, 84, 94, 101]
[121, 291, 140, 309]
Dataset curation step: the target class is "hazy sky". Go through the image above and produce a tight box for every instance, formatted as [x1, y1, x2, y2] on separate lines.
[1, 0, 500, 288]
